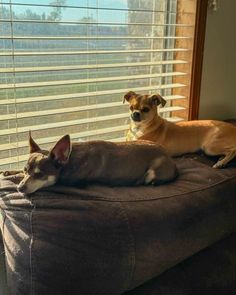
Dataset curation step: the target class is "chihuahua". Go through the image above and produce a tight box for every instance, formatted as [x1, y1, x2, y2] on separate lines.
[17, 133, 178, 194]
[123, 91, 236, 168]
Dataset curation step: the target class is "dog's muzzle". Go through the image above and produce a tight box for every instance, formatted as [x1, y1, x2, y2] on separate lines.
[131, 112, 141, 122]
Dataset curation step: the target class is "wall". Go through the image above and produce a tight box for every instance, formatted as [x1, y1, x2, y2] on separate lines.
[199, 0, 236, 119]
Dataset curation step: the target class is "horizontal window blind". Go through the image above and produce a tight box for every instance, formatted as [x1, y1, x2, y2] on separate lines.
[0, 0, 196, 170]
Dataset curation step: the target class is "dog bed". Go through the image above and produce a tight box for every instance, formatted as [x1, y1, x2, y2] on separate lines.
[0, 152, 236, 295]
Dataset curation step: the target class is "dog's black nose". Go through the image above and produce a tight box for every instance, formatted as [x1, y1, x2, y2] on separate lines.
[132, 112, 141, 122]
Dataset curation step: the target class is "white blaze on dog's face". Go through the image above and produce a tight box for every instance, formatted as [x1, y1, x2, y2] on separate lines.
[17, 152, 59, 194]
[17, 133, 72, 194]
[123, 91, 166, 123]
[18, 172, 57, 195]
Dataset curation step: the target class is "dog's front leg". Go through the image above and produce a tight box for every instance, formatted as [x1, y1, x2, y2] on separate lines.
[213, 150, 236, 168]
[1, 170, 24, 184]
[1, 170, 23, 176]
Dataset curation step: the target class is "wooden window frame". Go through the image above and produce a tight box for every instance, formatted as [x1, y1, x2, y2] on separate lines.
[188, 0, 208, 120]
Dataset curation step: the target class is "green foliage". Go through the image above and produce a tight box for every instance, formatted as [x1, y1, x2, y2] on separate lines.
[47, 0, 67, 21]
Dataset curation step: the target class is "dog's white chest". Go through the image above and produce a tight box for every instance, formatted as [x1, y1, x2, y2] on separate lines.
[129, 126, 144, 140]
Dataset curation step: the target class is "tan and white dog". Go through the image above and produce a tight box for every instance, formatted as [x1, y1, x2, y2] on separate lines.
[123, 91, 236, 168]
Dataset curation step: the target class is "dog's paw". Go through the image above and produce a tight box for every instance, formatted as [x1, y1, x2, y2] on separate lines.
[1, 171, 24, 184]
[2, 170, 22, 176]
[212, 162, 225, 169]
[2, 171, 11, 176]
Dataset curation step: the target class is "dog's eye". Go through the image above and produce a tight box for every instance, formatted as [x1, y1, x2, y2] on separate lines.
[142, 107, 150, 113]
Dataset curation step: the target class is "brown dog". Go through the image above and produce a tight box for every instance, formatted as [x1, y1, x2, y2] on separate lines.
[16, 133, 178, 194]
[123, 91, 236, 168]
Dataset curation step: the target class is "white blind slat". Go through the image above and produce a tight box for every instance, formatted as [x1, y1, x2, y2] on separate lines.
[0, 91, 185, 106]
[0, 2, 194, 14]
[0, 72, 186, 90]
[0, 48, 190, 56]
[1, 103, 185, 122]
[0, 18, 194, 27]
[0, 60, 188, 73]
[0, 35, 191, 40]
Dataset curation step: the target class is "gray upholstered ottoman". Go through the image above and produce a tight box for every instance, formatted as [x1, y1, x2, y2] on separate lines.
[0, 154, 236, 295]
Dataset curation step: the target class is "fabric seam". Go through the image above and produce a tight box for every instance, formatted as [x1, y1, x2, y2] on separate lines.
[119, 202, 136, 290]
[29, 203, 36, 295]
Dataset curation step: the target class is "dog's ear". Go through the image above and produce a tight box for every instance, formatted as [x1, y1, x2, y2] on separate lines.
[149, 94, 166, 107]
[29, 131, 41, 153]
[50, 134, 72, 165]
[123, 91, 136, 104]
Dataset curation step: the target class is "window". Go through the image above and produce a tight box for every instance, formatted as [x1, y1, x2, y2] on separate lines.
[0, 0, 203, 170]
